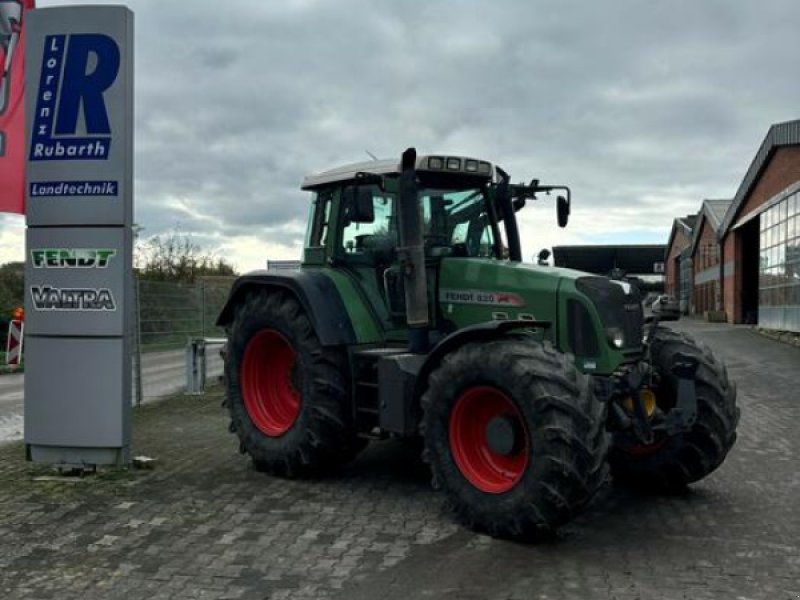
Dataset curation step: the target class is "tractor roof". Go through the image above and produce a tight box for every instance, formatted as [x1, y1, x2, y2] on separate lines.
[301, 155, 495, 190]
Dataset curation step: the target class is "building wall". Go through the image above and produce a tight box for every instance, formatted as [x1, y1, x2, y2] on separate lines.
[722, 233, 736, 321]
[694, 281, 717, 314]
[679, 253, 693, 313]
[692, 218, 722, 314]
[722, 146, 800, 322]
[665, 227, 691, 298]
[693, 219, 720, 273]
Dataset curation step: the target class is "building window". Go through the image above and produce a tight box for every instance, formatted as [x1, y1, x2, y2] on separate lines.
[759, 191, 800, 331]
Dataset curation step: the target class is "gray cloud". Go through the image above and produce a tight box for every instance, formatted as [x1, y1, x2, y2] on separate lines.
[26, 0, 800, 268]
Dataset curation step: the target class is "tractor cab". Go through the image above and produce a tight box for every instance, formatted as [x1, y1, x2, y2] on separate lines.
[302, 153, 569, 265]
[300, 152, 571, 343]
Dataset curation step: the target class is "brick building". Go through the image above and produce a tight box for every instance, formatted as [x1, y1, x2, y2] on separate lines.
[666, 119, 800, 332]
[664, 215, 696, 312]
[690, 199, 731, 315]
[718, 120, 800, 330]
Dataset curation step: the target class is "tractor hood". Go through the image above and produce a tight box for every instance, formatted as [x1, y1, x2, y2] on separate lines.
[506, 261, 592, 281]
[437, 257, 643, 372]
[438, 257, 582, 328]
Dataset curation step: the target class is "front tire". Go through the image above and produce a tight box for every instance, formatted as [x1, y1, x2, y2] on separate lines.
[421, 340, 609, 539]
[225, 289, 366, 477]
[609, 326, 739, 491]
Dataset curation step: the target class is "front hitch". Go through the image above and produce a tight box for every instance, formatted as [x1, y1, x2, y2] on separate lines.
[656, 352, 699, 435]
[620, 362, 656, 444]
[601, 350, 700, 443]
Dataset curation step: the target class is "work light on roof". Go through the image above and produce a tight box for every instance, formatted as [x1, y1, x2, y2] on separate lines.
[424, 155, 492, 176]
[428, 157, 444, 170]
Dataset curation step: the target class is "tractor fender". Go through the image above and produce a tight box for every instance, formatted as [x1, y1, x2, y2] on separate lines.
[413, 319, 551, 401]
[216, 270, 356, 346]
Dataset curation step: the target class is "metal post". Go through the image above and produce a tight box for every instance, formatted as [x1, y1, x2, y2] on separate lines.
[185, 339, 207, 395]
[200, 283, 206, 339]
[185, 340, 197, 395]
[133, 277, 143, 407]
[200, 341, 207, 392]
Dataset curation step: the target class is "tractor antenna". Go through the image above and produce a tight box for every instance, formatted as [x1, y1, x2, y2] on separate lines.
[365, 150, 379, 161]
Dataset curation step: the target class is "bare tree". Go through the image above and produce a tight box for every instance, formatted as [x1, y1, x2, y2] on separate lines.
[136, 229, 236, 283]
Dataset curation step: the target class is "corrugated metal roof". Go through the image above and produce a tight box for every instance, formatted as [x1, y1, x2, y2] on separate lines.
[665, 213, 698, 261]
[553, 244, 666, 275]
[718, 119, 800, 240]
[678, 214, 698, 232]
[690, 198, 732, 258]
[704, 199, 732, 232]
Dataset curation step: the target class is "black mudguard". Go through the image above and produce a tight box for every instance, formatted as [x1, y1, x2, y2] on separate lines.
[216, 270, 356, 346]
[413, 319, 551, 401]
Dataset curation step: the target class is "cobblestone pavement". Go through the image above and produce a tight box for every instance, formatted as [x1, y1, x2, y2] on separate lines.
[0, 320, 798, 600]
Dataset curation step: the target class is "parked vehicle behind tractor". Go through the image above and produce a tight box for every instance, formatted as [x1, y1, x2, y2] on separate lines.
[218, 148, 739, 539]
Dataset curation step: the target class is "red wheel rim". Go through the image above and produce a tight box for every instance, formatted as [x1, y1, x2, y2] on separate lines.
[448, 386, 529, 494]
[241, 329, 301, 436]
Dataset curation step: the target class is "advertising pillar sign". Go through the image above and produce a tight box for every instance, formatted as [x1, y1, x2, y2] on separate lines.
[24, 5, 133, 466]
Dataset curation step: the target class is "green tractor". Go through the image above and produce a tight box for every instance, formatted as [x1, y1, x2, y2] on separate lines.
[217, 148, 739, 539]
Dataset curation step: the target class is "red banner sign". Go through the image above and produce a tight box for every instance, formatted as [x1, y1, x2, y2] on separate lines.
[0, 0, 34, 214]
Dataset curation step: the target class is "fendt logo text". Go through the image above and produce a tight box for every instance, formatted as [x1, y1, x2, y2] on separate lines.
[0, 0, 23, 157]
[30, 33, 120, 161]
[31, 248, 116, 268]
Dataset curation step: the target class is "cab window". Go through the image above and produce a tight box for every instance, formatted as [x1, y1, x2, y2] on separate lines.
[339, 185, 397, 258]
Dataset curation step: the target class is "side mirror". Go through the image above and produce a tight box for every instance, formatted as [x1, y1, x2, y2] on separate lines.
[354, 171, 386, 191]
[537, 248, 551, 265]
[343, 186, 374, 223]
[557, 195, 570, 228]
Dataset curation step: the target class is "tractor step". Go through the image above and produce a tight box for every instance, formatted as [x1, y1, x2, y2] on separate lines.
[350, 348, 424, 437]
[351, 348, 406, 432]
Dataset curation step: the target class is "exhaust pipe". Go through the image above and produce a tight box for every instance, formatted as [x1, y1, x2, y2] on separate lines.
[397, 148, 430, 353]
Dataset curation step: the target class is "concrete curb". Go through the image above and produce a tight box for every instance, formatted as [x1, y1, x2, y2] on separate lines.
[753, 326, 800, 348]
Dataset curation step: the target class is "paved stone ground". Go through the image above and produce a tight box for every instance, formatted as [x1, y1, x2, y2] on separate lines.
[0, 320, 798, 600]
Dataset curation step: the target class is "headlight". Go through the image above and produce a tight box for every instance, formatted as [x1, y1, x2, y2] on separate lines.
[606, 327, 624, 348]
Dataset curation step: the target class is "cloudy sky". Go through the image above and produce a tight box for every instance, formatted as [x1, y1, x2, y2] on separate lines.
[2, 0, 800, 270]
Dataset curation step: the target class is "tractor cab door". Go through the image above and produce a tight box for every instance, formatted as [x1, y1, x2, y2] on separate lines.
[337, 183, 408, 337]
[335, 183, 502, 339]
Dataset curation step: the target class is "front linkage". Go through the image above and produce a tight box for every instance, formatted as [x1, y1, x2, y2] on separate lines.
[598, 313, 700, 446]
[604, 317, 739, 492]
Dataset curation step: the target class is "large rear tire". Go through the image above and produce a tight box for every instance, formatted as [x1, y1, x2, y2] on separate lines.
[421, 340, 609, 539]
[609, 326, 739, 491]
[225, 289, 366, 477]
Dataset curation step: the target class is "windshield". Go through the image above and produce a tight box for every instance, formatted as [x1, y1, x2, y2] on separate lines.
[420, 188, 501, 258]
[338, 184, 504, 260]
